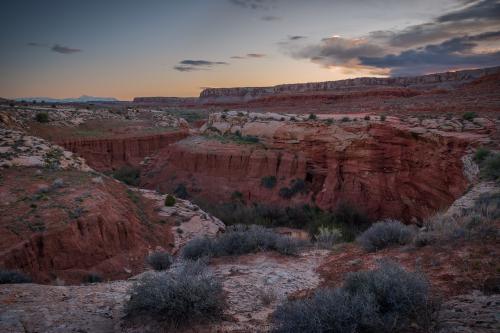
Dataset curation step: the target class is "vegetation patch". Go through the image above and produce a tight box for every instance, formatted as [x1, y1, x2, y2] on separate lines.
[147, 251, 173, 271]
[272, 262, 437, 333]
[356, 219, 415, 252]
[181, 224, 307, 260]
[279, 178, 307, 199]
[261, 175, 277, 189]
[462, 111, 477, 121]
[164, 194, 176, 206]
[35, 112, 49, 123]
[0, 270, 32, 284]
[112, 166, 140, 186]
[125, 260, 224, 328]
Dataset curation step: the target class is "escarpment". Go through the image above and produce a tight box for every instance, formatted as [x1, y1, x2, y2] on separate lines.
[141, 114, 491, 222]
[58, 131, 189, 171]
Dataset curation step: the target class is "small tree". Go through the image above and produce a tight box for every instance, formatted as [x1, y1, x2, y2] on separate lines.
[308, 113, 317, 120]
[35, 112, 49, 123]
[165, 194, 176, 206]
[462, 111, 477, 121]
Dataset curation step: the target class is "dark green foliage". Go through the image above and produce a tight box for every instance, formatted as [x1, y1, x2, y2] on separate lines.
[474, 147, 491, 163]
[181, 225, 307, 260]
[83, 273, 103, 283]
[0, 270, 32, 284]
[35, 112, 49, 123]
[147, 251, 173, 271]
[196, 202, 370, 242]
[112, 166, 140, 186]
[480, 152, 500, 181]
[125, 260, 224, 328]
[279, 179, 307, 199]
[341, 116, 350, 122]
[174, 183, 189, 199]
[165, 194, 176, 206]
[325, 119, 334, 125]
[272, 262, 436, 333]
[231, 191, 244, 202]
[261, 176, 277, 189]
[308, 113, 317, 120]
[356, 219, 415, 252]
[462, 111, 477, 121]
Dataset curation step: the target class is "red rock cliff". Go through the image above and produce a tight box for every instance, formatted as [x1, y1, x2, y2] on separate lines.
[58, 131, 188, 171]
[142, 122, 473, 222]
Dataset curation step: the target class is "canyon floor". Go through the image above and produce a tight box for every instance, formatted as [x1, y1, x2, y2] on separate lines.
[1, 68, 499, 332]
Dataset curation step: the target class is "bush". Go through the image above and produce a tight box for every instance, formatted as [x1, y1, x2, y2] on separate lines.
[308, 113, 317, 120]
[462, 111, 477, 121]
[35, 112, 49, 123]
[380, 115, 387, 121]
[314, 226, 342, 248]
[261, 175, 277, 189]
[181, 225, 306, 260]
[174, 183, 189, 199]
[165, 194, 176, 206]
[356, 219, 415, 252]
[341, 116, 350, 122]
[113, 166, 140, 186]
[83, 273, 103, 283]
[480, 153, 500, 181]
[0, 270, 32, 284]
[147, 251, 173, 271]
[325, 119, 334, 125]
[279, 179, 306, 199]
[125, 260, 224, 327]
[474, 147, 491, 163]
[272, 262, 436, 333]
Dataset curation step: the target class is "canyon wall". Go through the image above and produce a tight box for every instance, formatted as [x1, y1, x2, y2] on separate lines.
[59, 131, 188, 171]
[142, 119, 476, 222]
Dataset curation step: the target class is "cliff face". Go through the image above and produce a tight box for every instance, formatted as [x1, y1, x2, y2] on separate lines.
[59, 131, 189, 171]
[198, 66, 500, 104]
[142, 118, 480, 222]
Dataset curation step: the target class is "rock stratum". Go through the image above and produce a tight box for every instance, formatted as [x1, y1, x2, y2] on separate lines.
[141, 111, 495, 222]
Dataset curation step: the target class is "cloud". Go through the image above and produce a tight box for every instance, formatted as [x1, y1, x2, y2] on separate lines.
[289, 35, 306, 40]
[228, 0, 274, 10]
[179, 60, 228, 66]
[284, 0, 500, 76]
[231, 53, 266, 59]
[174, 59, 228, 72]
[51, 44, 82, 54]
[360, 31, 500, 75]
[27, 42, 48, 47]
[261, 15, 280, 21]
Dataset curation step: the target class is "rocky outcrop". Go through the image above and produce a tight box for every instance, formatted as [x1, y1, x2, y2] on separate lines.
[59, 131, 189, 171]
[142, 113, 493, 222]
[199, 66, 500, 103]
[132, 96, 198, 106]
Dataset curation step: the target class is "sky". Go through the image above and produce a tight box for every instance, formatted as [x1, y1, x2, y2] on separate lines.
[0, 0, 499, 100]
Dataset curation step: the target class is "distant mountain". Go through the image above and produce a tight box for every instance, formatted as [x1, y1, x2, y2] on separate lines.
[14, 95, 119, 103]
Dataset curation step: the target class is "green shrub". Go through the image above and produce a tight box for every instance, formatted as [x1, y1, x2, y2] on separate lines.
[474, 147, 491, 163]
[272, 262, 436, 333]
[308, 113, 317, 120]
[314, 226, 342, 249]
[181, 225, 307, 260]
[125, 260, 224, 328]
[165, 194, 176, 206]
[480, 153, 500, 181]
[356, 219, 415, 252]
[113, 166, 140, 186]
[35, 112, 49, 123]
[147, 251, 173, 271]
[278, 179, 306, 199]
[325, 119, 334, 125]
[261, 176, 277, 189]
[341, 116, 350, 122]
[0, 270, 32, 284]
[83, 273, 103, 283]
[462, 111, 477, 121]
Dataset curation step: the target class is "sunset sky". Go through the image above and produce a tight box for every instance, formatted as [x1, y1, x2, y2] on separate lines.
[1, 0, 499, 100]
